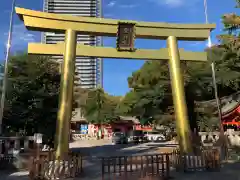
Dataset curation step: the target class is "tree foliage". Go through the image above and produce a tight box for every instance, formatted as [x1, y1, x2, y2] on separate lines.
[117, 0, 240, 130]
[78, 87, 120, 124]
[6, 0, 240, 135]
[117, 62, 171, 125]
[3, 53, 60, 140]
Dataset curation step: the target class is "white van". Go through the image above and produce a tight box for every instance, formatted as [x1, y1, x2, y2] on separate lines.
[144, 131, 166, 142]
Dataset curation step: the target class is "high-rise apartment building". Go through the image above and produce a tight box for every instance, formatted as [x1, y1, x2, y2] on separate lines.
[42, 0, 103, 89]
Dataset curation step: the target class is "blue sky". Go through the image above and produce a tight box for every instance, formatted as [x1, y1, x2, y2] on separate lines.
[0, 0, 238, 96]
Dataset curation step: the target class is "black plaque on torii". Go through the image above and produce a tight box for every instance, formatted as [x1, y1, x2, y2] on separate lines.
[116, 22, 136, 52]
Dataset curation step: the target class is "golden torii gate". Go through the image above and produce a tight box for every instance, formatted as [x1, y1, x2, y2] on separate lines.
[15, 7, 215, 158]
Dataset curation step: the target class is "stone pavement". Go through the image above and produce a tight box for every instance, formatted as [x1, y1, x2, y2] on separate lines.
[2, 160, 240, 180]
[2, 162, 240, 180]
[2, 140, 240, 180]
[0, 140, 176, 180]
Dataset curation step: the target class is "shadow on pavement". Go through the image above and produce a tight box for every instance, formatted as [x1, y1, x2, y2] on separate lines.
[171, 162, 240, 180]
[71, 142, 141, 156]
[1, 171, 28, 180]
[70, 141, 240, 180]
[3, 161, 240, 180]
[76, 156, 240, 180]
[146, 143, 178, 147]
[70, 142, 178, 180]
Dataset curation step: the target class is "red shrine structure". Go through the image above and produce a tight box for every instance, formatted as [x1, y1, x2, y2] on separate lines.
[197, 92, 240, 131]
[221, 101, 240, 130]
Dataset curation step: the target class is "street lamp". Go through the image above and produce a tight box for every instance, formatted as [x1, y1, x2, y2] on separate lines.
[203, 0, 223, 133]
[0, 0, 15, 135]
[203, 0, 228, 160]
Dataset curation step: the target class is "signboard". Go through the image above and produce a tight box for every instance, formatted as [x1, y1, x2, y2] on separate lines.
[80, 124, 88, 134]
[116, 22, 136, 52]
[134, 125, 152, 131]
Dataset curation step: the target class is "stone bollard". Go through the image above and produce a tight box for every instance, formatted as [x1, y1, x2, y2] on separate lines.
[24, 139, 29, 151]
[5, 140, 10, 154]
[14, 139, 20, 150]
[0, 140, 3, 155]
[12, 149, 21, 169]
[237, 135, 240, 146]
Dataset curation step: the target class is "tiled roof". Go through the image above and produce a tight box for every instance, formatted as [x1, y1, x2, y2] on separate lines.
[195, 91, 240, 115]
[118, 116, 140, 124]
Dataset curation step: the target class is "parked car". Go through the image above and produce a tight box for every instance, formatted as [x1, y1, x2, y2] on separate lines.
[144, 131, 166, 142]
[128, 130, 146, 143]
[112, 132, 128, 144]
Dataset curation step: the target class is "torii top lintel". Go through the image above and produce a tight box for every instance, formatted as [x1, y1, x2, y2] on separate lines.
[15, 7, 216, 41]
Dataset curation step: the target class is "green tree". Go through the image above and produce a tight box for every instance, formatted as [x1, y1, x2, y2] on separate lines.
[119, 1, 240, 128]
[117, 46, 240, 130]
[3, 53, 60, 141]
[215, 0, 240, 93]
[193, 0, 240, 130]
[117, 61, 174, 126]
[79, 87, 120, 124]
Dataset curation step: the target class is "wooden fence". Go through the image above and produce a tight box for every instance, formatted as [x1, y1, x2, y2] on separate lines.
[101, 153, 170, 180]
[29, 151, 83, 180]
[171, 148, 220, 172]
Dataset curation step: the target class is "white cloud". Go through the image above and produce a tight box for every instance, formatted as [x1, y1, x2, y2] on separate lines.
[149, 0, 198, 8]
[119, 4, 139, 8]
[163, 0, 183, 7]
[3, 23, 36, 48]
[106, 1, 138, 9]
[107, 1, 116, 7]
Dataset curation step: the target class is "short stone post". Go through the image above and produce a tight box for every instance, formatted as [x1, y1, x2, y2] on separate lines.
[14, 138, 20, 150]
[0, 139, 3, 154]
[24, 138, 29, 151]
[5, 140, 10, 154]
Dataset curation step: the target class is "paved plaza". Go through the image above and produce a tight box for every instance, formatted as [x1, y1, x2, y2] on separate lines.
[0, 139, 177, 179]
[2, 139, 240, 180]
